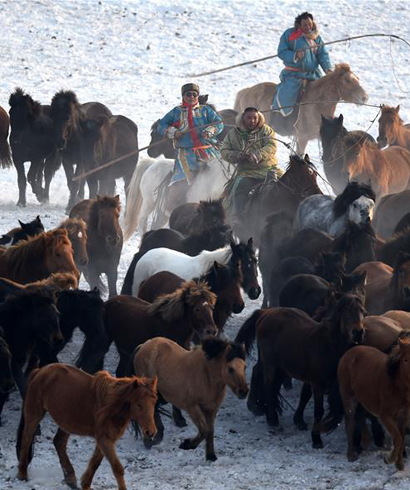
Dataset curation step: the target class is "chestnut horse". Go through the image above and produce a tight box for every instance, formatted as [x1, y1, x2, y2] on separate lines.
[0, 228, 79, 284]
[105, 281, 218, 377]
[0, 104, 12, 169]
[17, 364, 157, 490]
[233, 64, 368, 153]
[59, 217, 89, 268]
[70, 195, 123, 297]
[377, 105, 410, 150]
[133, 336, 248, 461]
[338, 339, 410, 470]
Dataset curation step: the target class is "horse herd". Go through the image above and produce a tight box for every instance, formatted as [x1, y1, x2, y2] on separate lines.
[2, 66, 410, 488]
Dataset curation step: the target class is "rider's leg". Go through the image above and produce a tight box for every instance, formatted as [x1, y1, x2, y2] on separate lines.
[233, 177, 262, 216]
[167, 180, 190, 214]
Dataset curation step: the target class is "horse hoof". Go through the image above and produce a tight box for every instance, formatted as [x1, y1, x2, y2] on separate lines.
[64, 477, 79, 489]
[294, 421, 308, 431]
[17, 201, 26, 208]
[206, 453, 217, 462]
[396, 462, 405, 471]
[384, 452, 394, 465]
[179, 439, 193, 450]
[174, 418, 188, 428]
[16, 471, 28, 481]
[348, 453, 359, 462]
[312, 442, 324, 449]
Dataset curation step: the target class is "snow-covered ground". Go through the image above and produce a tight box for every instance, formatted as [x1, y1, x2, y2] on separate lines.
[0, 0, 410, 488]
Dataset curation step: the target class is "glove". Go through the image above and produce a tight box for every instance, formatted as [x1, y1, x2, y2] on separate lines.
[246, 153, 259, 166]
[202, 130, 214, 140]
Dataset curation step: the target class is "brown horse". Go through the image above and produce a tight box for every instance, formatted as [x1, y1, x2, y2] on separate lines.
[133, 336, 248, 461]
[233, 64, 368, 153]
[17, 364, 157, 490]
[59, 217, 89, 268]
[338, 339, 410, 470]
[362, 315, 404, 353]
[377, 105, 410, 150]
[0, 104, 12, 169]
[70, 195, 123, 297]
[0, 228, 79, 284]
[0, 271, 78, 295]
[105, 281, 217, 376]
[353, 253, 410, 314]
[236, 294, 365, 448]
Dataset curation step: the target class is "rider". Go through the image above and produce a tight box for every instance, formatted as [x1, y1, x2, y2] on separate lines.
[221, 107, 281, 219]
[271, 12, 332, 124]
[157, 83, 224, 211]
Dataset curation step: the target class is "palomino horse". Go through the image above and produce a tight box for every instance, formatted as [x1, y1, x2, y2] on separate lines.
[295, 181, 376, 236]
[0, 215, 44, 246]
[234, 64, 368, 153]
[0, 104, 12, 169]
[17, 364, 157, 490]
[0, 228, 79, 284]
[338, 339, 410, 470]
[377, 105, 410, 150]
[50, 90, 112, 212]
[80, 114, 139, 200]
[9, 88, 59, 206]
[122, 157, 233, 239]
[236, 294, 365, 448]
[319, 114, 376, 194]
[133, 336, 248, 461]
[105, 281, 218, 377]
[70, 195, 123, 297]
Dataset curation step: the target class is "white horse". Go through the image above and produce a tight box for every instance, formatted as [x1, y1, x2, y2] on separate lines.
[295, 182, 376, 236]
[123, 157, 232, 240]
[131, 246, 232, 297]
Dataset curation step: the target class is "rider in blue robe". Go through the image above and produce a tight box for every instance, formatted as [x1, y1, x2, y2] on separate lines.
[272, 12, 332, 117]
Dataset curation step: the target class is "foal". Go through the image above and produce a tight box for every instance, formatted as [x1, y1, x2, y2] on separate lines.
[338, 339, 410, 470]
[133, 336, 248, 461]
[17, 364, 158, 490]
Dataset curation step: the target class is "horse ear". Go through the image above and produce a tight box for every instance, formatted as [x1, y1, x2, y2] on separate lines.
[247, 237, 254, 249]
[114, 195, 120, 204]
[304, 154, 310, 163]
[395, 105, 400, 113]
[321, 114, 327, 123]
[213, 261, 220, 271]
[18, 220, 25, 227]
[337, 114, 344, 124]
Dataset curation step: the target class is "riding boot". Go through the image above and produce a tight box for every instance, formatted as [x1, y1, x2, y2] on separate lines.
[166, 180, 190, 214]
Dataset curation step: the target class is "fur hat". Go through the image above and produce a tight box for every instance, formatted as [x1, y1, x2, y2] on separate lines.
[181, 83, 200, 96]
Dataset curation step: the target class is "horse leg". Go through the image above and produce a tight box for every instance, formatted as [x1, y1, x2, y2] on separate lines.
[343, 396, 359, 462]
[247, 356, 266, 416]
[179, 406, 207, 451]
[53, 428, 78, 489]
[115, 353, 130, 378]
[369, 413, 385, 447]
[86, 175, 98, 200]
[172, 405, 187, 427]
[0, 391, 10, 426]
[143, 406, 164, 448]
[98, 438, 127, 490]
[17, 406, 46, 481]
[263, 362, 281, 428]
[106, 265, 119, 299]
[14, 159, 27, 207]
[204, 409, 218, 462]
[311, 386, 325, 449]
[27, 160, 41, 196]
[293, 382, 312, 431]
[42, 154, 60, 203]
[80, 444, 104, 490]
[381, 415, 404, 470]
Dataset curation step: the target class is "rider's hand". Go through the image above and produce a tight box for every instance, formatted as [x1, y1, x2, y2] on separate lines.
[202, 130, 213, 140]
[174, 130, 183, 140]
[247, 153, 259, 166]
[295, 50, 305, 60]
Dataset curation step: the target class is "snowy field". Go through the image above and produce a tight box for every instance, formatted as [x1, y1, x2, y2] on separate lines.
[0, 0, 410, 488]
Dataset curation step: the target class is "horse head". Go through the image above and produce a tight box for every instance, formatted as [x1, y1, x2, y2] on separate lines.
[94, 195, 122, 250]
[50, 90, 80, 150]
[230, 238, 261, 300]
[46, 228, 80, 280]
[333, 181, 376, 226]
[208, 260, 244, 314]
[332, 293, 366, 347]
[128, 376, 158, 440]
[197, 199, 226, 229]
[9, 87, 40, 144]
[331, 63, 368, 105]
[147, 119, 175, 159]
[61, 218, 89, 267]
[377, 105, 401, 149]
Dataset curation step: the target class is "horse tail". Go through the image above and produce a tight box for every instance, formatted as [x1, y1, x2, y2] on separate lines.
[235, 309, 264, 355]
[16, 368, 41, 462]
[121, 252, 143, 295]
[0, 141, 12, 169]
[122, 158, 153, 241]
[233, 87, 248, 113]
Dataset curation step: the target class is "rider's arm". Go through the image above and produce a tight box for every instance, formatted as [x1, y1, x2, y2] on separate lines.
[277, 29, 300, 65]
[316, 36, 332, 72]
[252, 126, 278, 165]
[203, 106, 224, 138]
[157, 107, 180, 139]
[221, 129, 243, 163]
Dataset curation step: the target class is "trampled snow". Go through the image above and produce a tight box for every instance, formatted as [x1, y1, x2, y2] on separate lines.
[0, 1, 409, 489]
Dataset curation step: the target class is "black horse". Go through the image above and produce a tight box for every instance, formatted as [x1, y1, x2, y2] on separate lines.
[9, 88, 60, 206]
[0, 216, 44, 246]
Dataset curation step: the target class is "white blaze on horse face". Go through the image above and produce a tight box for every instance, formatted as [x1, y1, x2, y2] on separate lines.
[348, 196, 375, 224]
[78, 231, 83, 238]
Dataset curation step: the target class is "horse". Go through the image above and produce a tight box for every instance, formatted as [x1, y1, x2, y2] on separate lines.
[122, 156, 232, 238]
[319, 114, 376, 194]
[295, 181, 376, 236]
[0, 271, 78, 296]
[79, 114, 139, 199]
[0, 215, 44, 246]
[393, 212, 410, 236]
[353, 253, 410, 314]
[0, 228, 79, 284]
[132, 336, 248, 461]
[0, 290, 63, 424]
[8, 88, 59, 206]
[70, 195, 123, 297]
[58, 217, 89, 268]
[105, 281, 218, 377]
[375, 226, 410, 267]
[234, 153, 322, 245]
[338, 339, 410, 470]
[0, 331, 14, 397]
[377, 104, 410, 150]
[0, 104, 12, 169]
[236, 294, 365, 448]
[16, 364, 158, 490]
[137, 264, 244, 332]
[233, 64, 368, 153]
[169, 198, 227, 235]
[372, 190, 410, 239]
[50, 90, 112, 212]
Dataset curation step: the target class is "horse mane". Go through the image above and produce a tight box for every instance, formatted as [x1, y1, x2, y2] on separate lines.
[28, 272, 78, 290]
[386, 334, 410, 378]
[89, 196, 121, 230]
[333, 181, 376, 219]
[283, 153, 313, 173]
[201, 260, 242, 292]
[146, 280, 216, 322]
[60, 217, 87, 236]
[201, 337, 245, 361]
[311, 63, 352, 92]
[328, 294, 364, 336]
[391, 252, 410, 291]
[51, 89, 79, 109]
[197, 198, 226, 220]
[9, 87, 41, 116]
[381, 105, 404, 124]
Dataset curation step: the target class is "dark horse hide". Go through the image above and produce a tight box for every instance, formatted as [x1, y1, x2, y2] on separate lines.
[169, 198, 227, 236]
[9, 88, 60, 206]
[0, 216, 44, 246]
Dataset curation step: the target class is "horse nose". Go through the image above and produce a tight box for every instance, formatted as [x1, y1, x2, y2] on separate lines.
[233, 302, 245, 314]
[352, 328, 364, 344]
[238, 387, 249, 399]
[362, 93, 369, 103]
[145, 428, 157, 440]
[248, 286, 261, 300]
[205, 325, 218, 336]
